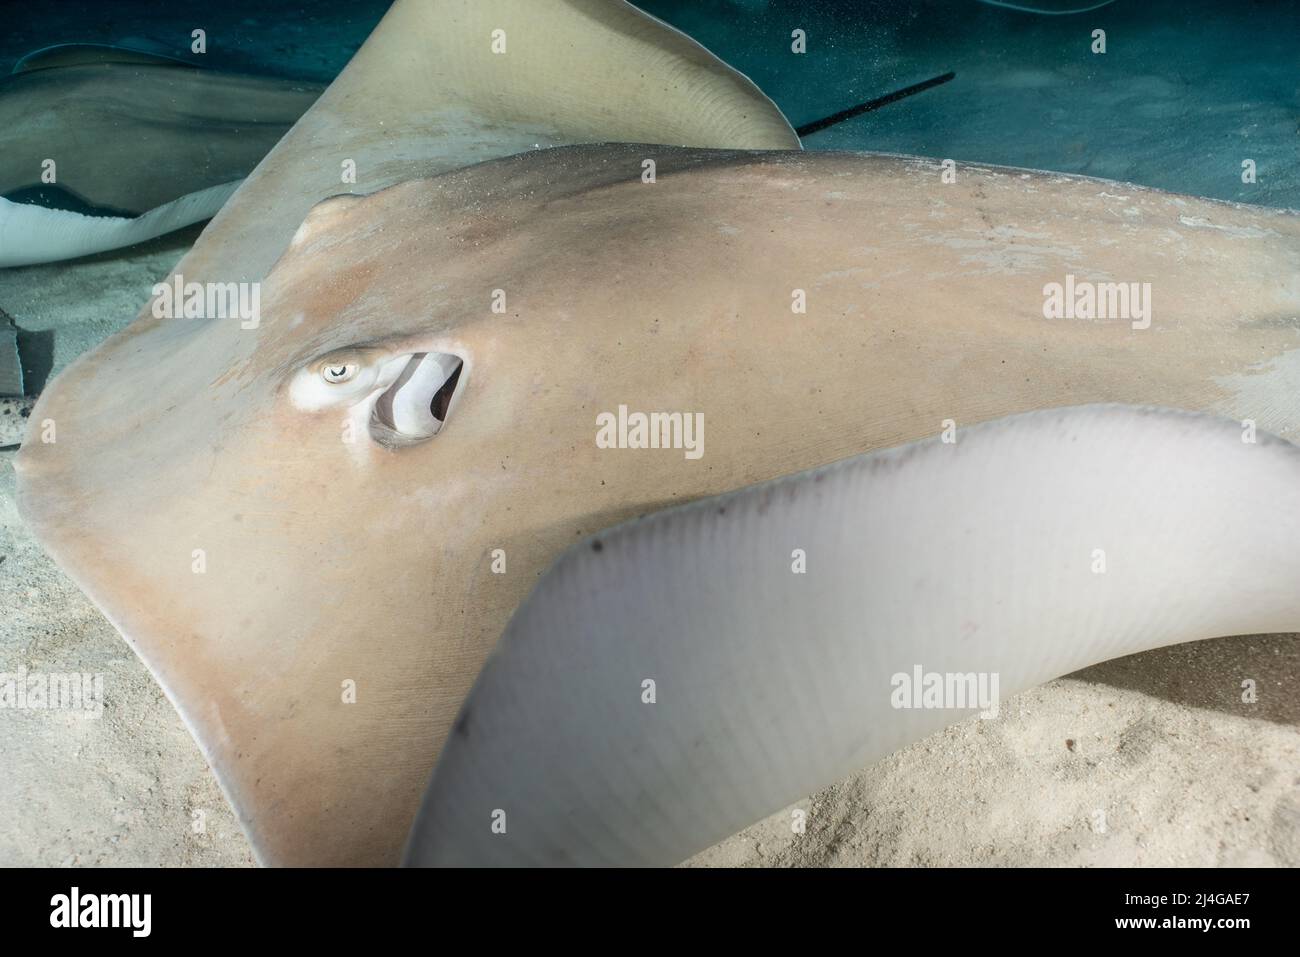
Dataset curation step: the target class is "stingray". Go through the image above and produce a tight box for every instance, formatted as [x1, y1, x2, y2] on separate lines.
[0, 44, 323, 266]
[17, 130, 1300, 865]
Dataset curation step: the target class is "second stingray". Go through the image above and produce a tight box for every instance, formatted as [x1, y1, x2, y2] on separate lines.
[0, 44, 323, 265]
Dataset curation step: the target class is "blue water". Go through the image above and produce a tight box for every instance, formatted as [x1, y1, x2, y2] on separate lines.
[656, 0, 1300, 207]
[2, 0, 1297, 206]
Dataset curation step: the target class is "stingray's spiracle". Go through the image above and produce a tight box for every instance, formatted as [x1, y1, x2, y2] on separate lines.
[370, 353, 465, 447]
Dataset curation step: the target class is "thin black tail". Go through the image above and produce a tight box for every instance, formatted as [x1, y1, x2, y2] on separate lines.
[795, 71, 956, 138]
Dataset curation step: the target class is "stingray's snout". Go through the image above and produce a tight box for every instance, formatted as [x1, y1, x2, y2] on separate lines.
[11, 380, 66, 476]
[11, 431, 40, 473]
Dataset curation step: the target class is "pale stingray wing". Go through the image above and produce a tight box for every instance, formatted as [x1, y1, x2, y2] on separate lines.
[407, 406, 1300, 866]
[0, 184, 240, 268]
[168, 0, 801, 287]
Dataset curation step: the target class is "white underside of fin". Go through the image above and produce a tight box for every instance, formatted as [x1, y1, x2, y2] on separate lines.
[406, 404, 1300, 866]
[0, 180, 240, 268]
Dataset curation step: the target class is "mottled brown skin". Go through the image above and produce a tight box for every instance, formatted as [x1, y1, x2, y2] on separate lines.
[16, 145, 1299, 865]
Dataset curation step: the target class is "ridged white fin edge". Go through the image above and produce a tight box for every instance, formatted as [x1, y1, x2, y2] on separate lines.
[406, 404, 1300, 866]
[0, 180, 240, 268]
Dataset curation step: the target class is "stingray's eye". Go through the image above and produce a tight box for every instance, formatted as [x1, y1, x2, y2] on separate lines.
[289, 348, 383, 410]
[322, 363, 358, 384]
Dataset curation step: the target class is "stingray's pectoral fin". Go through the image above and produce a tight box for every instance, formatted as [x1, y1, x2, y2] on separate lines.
[12, 42, 197, 74]
[404, 404, 1300, 866]
[0, 181, 240, 268]
[370, 352, 465, 447]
